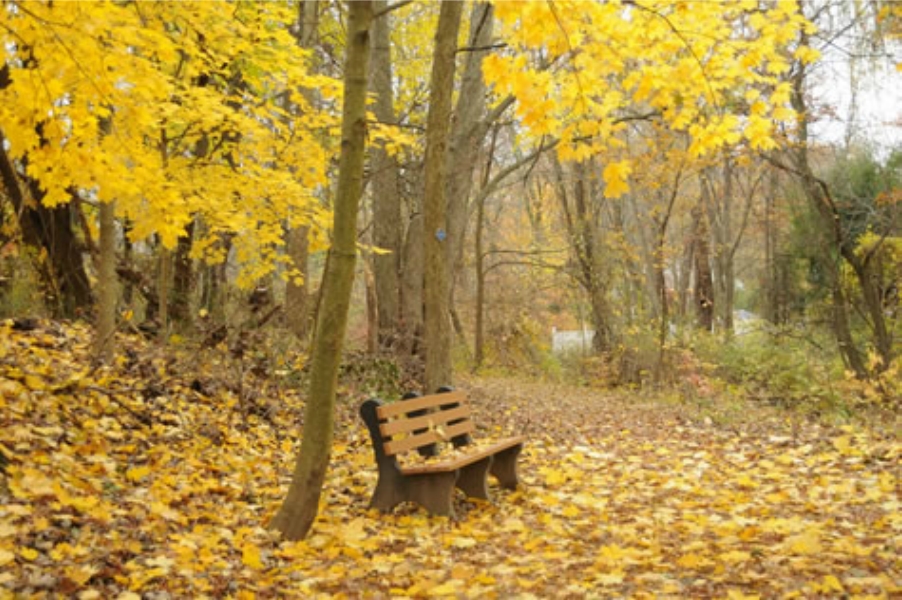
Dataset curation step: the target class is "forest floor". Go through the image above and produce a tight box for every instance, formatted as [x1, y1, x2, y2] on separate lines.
[0, 319, 899, 599]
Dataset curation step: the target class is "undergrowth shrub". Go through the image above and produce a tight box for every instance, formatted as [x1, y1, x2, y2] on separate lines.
[0, 254, 45, 318]
[478, 313, 551, 377]
[693, 329, 848, 414]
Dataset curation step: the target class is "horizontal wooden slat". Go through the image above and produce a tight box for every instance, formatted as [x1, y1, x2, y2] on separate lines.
[376, 391, 468, 420]
[380, 405, 471, 437]
[382, 420, 475, 456]
[399, 437, 526, 475]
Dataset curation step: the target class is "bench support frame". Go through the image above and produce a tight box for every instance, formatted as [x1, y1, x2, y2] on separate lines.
[360, 395, 523, 516]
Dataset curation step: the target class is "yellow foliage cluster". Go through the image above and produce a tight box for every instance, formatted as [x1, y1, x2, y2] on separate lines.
[0, 1, 339, 287]
[485, 0, 817, 198]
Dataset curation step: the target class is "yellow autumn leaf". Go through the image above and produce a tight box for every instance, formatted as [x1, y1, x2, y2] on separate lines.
[427, 581, 460, 596]
[126, 465, 151, 482]
[66, 564, 99, 586]
[0, 549, 14, 567]
[241, 543, 264, 570]
[820, 574, 844, 593]
[735, 473, 758, 489]
[677, 552, 710, 569]
[786, 530, 822, 555]
[450, 536, 477, 549]
[594, 572, 625, 585]
[719, 550, 752, 565]
[20, 547, 38, 561]
[726, 591, 760, 600]
[602, 160, 632, 198]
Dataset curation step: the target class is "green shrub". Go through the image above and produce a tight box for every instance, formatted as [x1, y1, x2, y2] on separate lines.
[693, 329, 847, 414]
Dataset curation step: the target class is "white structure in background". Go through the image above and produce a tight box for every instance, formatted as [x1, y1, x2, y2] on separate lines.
[551, 327, 595, 355]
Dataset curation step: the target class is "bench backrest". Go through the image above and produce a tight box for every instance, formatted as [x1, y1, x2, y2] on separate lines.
[363, 391, 475, 458]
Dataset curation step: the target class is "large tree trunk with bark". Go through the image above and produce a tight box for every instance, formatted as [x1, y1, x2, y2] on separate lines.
[0, 137, 92, 318]
[0, 66, 91, 318]
[555, 159, 613, 352]
[422, 0, 463, 392]
[370, 0, 403, 351]
[269, 0, 373, 541]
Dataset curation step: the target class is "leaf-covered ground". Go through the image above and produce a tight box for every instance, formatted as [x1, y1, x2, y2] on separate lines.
[0, 319, 899, 599]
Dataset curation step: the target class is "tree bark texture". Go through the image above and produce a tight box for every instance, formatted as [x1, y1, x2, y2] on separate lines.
[445, 2, 493, 277]
[270, 0, 373, 541]
[94, 200, 117, 363]
[423, 0, 463, 392]
[370, 0, 402, 350]
[285, 0, 320, 342]
[554, 158, 612, 352]
[692, 200, 715, 333]
[170, 219, 194, 330]
[788, 49, 872, 377]
[0, 127, 93, 318]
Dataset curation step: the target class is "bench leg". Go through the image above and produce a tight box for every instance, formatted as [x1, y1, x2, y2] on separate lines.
[371, 470, 459, 516]
[490, 443, 523, 489]
[369, 470, 408, 513]
[456, 456, 492, 500]
[406, 472, 458, 516]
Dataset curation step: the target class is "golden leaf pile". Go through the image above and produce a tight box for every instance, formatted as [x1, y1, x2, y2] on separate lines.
[1, 321, 899, 598]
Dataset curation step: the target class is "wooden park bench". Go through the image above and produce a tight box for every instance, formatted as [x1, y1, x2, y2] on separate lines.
[359, 389, 525, 516]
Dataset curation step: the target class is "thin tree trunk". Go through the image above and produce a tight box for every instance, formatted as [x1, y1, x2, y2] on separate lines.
[285, 0, 320, 342]
[786, 40, 870, 377]
[171, 219, 194, 330]
[693, 201, 715, 332]
[158, 246, 171, 342]
[400, 211, 424, 356]
[269, 0, 373, 541]
[94, 200, 117, 362]
[423, 0, 463, 392]
[445, 2, 493, 282]
[286, 225, 310, 339]
[762, 171, 780, 324]
[473, 126, 498, 369]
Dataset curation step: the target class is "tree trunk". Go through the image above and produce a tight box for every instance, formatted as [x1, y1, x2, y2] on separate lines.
[94, 200, 117, 362]
[269, 0, 372, 541]
[692, 201, 715, 332]
[445, 2, 493, 280]
[707, 162, 734, 333]
[370, 0, 402, 350]
[170, 219, 194, 330]
[285, 0, 320, 342]
[762, 170, 782, 325]
[400, 211, 425, 356]
[787, 42, 870, 377]
[158, 246, 171, 342]
[0, 131, 92, 319]
[472, 126, 498, 370]
[422, 0, 463, 392]
[285, 225, 311, 339]
[555, 159, 612, 352]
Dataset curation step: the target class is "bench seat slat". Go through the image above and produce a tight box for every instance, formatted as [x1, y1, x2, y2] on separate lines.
[376, 390, 467, 419]
[379, 404, 471, 437]
[398, 436, 526, 475]
[382, 420, 475, 456]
